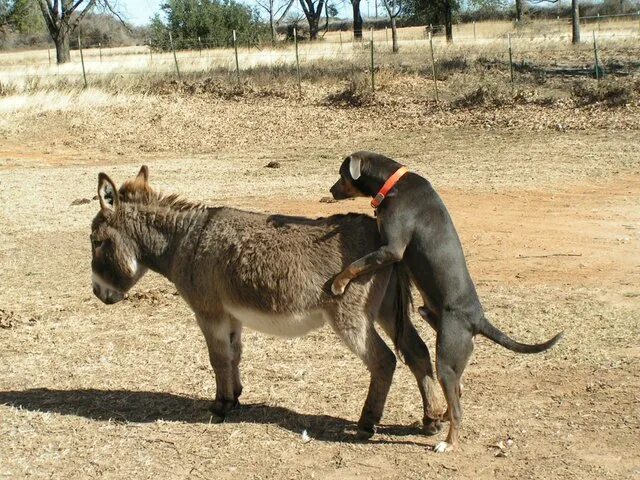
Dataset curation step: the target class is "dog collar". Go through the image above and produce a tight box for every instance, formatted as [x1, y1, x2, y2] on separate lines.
[371, 166, 409, 209]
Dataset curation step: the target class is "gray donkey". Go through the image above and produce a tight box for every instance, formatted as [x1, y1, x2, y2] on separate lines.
[90, 166, 443, 438]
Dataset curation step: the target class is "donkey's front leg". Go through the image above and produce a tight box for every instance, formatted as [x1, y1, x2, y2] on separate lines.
[197, 313, 240, 422]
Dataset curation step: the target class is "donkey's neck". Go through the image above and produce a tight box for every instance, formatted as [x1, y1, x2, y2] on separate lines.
[124, 204, 211, 281]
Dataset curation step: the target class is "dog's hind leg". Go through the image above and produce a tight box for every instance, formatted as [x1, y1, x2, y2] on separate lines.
[332, 310, 397, 439]
[434, 313, 474, 453]
[377, 312, 442, 435]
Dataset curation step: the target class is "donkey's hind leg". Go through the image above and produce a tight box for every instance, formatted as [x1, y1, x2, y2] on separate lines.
[332, 310, 396, 439]
[196, 312, 239, 422]
[377, 312, 442, 435]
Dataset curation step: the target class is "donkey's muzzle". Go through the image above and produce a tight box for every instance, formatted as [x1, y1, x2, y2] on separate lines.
[92, 277, 125, 305]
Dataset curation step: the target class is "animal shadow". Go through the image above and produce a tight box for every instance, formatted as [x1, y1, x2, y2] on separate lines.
[0, 388, 427, 446]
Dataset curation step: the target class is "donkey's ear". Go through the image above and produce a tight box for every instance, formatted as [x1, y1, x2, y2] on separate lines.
[136, 165, 149, 184]
[97, 172, 119, 213]
[349, 156, 361, 180]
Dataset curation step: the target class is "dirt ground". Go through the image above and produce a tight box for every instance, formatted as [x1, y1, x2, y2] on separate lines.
[0, 93, 638, 479]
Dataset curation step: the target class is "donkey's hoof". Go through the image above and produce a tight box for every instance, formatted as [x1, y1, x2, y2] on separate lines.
[207, 410, 226, 423]
[422, 418, 443, 436]
[355, 425, 375, 440]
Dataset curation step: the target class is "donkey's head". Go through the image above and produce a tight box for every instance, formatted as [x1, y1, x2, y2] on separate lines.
[91, 166, 150, 304]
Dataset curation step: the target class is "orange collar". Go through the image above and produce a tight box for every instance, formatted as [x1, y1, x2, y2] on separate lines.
[371, 166, 409, 209]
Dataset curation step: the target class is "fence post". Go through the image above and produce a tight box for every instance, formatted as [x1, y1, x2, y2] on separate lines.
[339, 30, 343, 50]
[47, 46, 51, 65]
[169, 32, 181, 81]
[592, 31, 603, 81]
[385, 26, 389, 46]
[508, 33, 514, 83]
[429, 32, 439, 103]
[233, 30, 240, 86]
[473, 21, 476, 41]
[98, 42, 102, 62]
[370, 27, 375, 93]
[148, 39, 153, 62]
[294, 27, 301, 97]
[78, 32, 88, 88]
[198, 36, 202, 56]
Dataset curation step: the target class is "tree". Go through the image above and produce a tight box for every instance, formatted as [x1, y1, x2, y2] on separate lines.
[255, 0, 293, 43]
[350, 0, 363, 39]
[0, 0, 10, 26]
[404, 0, 458, 42]
[298, 0, 324, 40]
[382, 0, 403, 52]
[10, 0, 46, 33]
[153, 0, 266, 49]
[571, 0, 579, 43]
[35, 0, 126, 63]
[515, 0, 523, 21]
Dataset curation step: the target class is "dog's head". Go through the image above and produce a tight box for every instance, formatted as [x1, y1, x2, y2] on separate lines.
[330, 152, 402, 200]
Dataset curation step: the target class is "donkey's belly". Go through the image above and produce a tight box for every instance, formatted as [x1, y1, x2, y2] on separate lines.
[223, 304, 329, 337]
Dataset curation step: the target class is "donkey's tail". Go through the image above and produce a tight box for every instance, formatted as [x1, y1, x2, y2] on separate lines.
[478, 317, 563, 354]
[392, 262, 413, 358]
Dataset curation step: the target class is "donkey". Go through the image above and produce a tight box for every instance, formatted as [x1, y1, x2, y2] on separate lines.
[90, 166, 443, 438]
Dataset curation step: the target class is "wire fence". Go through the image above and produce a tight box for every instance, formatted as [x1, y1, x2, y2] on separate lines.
[1, 16, 639, 96]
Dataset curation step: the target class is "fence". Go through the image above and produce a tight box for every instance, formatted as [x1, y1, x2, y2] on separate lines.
[0, 16, 638, 100]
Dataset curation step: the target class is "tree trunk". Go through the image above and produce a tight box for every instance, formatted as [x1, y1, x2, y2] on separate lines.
[55, 28, 71, 63]
[270, 14, 276, 44]
[515, 0, 523, 23]
[443, 0, 453, 43]
[391, 16, 398, 52]
[572, 0, 580, 44]
[309, 17, 319, 40]
[352, 0, 363, 39]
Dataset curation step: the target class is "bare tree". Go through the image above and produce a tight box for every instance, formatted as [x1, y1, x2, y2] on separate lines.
[571, 0, 579, 43]
[350, 0, 363, 39]
[515, 0, 523, 22]
[382, 0, 402, 52]
[529, 0, 580, 44]
[298, 0, 325, 40]
[36, 0, 126, 63]
[256, 0, 294, 44]
[443, 0, 453, 42]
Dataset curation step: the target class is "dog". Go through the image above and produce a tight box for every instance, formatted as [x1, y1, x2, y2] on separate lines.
[329, 151, 563, 453]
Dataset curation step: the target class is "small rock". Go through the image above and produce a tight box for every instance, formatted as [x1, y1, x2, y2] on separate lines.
[319, 196, 337, 204]
[71, 198, 91, 206]
[264, 161, 281, 169]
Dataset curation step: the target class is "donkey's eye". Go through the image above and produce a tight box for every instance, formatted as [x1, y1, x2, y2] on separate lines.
[92, 239, 104, 249]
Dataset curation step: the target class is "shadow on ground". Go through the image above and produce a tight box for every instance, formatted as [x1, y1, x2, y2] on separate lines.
[0, 388, 432, 446]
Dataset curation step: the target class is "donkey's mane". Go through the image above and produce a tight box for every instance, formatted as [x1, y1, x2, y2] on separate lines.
[119, 177, 207, 211]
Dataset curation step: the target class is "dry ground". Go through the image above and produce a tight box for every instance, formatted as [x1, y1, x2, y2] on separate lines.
[0, 87, 639, 479]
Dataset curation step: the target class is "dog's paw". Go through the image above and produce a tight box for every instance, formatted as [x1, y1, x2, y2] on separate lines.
[331, 278, 349, 296]
[434, 441, 453, 453]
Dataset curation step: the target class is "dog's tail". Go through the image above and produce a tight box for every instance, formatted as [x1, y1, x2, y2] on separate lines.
[478, 317, 563, 354]
[392, 262, 413, 358]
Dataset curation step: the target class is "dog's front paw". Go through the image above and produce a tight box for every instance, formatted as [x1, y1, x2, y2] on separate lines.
[331, 277, 349, 296]
[433, 441, 454, 453]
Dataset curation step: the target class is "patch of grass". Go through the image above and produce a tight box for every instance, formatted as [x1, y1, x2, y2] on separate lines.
[572, 80, 633, 107]
[324, 74, 374, 107]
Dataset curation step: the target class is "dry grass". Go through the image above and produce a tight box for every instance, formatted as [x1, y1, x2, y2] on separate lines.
[0, 34, 640, 475]
[0, 20, 638, 103]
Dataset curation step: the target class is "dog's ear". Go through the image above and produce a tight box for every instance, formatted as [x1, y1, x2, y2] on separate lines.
[349, 156, 361, 180]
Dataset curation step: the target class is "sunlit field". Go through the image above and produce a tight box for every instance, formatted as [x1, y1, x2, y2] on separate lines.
[0, 19, 638, 93]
